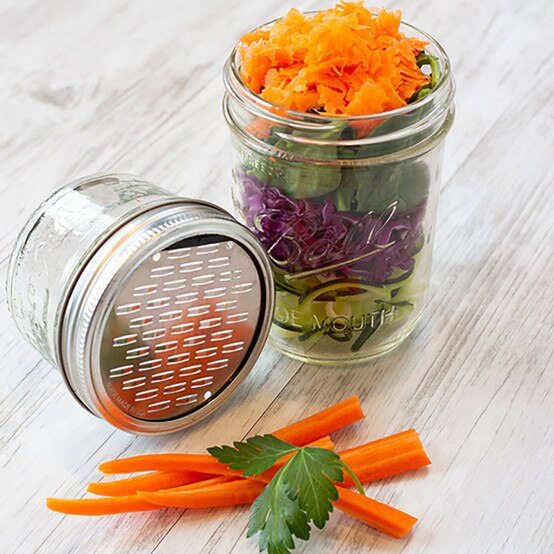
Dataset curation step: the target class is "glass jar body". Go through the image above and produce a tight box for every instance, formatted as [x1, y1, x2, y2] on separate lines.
[6, 174, 182, 366]
[223, 21, 454, 364]
[229, 134, 448, 364]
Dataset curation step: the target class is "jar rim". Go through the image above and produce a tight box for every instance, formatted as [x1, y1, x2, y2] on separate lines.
[223, 13, 453, 126]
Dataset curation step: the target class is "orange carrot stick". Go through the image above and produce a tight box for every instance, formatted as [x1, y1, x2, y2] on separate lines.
[88, 470, 211, 497]
[46, 495, 159, 516]
[164, 475, 234, 492]
[98, 396, 362, 475]
[99, 453, 235, 477]
[98, 435, 335, 476]
[334, 486, 418, 539]
[271, 395, 364, 445]
[46, 478, 238, 516]
[47, 479, 265, 516]
[340, 429, 431, 485]
[244, 429, 430, 485]
[138, 479, 265, 509]
[98, 430, 428, 487]
[134, 481, 416, 538]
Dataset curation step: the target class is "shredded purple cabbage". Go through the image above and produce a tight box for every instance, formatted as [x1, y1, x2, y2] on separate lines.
[237, 173, 426, 284]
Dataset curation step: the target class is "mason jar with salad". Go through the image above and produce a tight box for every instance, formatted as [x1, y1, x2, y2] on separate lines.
[223, 2, 455, 364]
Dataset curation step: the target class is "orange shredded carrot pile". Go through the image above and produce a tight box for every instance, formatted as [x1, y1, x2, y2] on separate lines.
[238, 2, 430, 115]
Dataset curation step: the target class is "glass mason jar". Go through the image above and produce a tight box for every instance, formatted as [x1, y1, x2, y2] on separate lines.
[223, 19, 455, 364]
[6, 174, 274, 433]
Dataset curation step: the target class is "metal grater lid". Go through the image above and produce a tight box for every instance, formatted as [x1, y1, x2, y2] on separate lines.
[61, 199, 274, 434]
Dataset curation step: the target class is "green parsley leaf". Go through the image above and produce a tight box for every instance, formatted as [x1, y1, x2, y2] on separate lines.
[248, 472, 310, 554]
[207, 434, 297, 476]
[209, 434, 365, 553]
[282, 447, 343, 529]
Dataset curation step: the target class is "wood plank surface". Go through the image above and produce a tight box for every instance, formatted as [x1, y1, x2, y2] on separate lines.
[0, 1, 552, 553]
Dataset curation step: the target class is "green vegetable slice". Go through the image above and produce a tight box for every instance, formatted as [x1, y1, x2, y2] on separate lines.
[298, 279, 391, 306]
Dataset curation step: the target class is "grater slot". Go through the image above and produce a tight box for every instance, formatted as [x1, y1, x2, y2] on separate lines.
[170, 322, 195, 335]
[142, 328, 166, 341]
[135, 389, 159, 402]
[138, 359, 163, 371]
[199, 317, 223, 329]
[116, 303, 141, 315]
[175, 292, 199, 304]
[165, 247, 192, 260]
[151, 370, 175, 384]
[146, 297, 171, 310]
[179, 260, 204, 273]
[166, 352, 190, 365]
[129, 316, 154, 328]
[179, 365, 202, 377]
[147, 400, 172, 413]
[162, 278, 188, 291]
[159, 310, 183, 323]
[175, 394, 198, 406]
[211, 329, 233, 342]
[113, 334, 138, 347]
[203, 287, 227, 299]
[150, 266, 175, 278]
[133, 284, 158, 297]
[163, 382, 188, 395]
[206, 359, 229, 371]
[109, 365, 134, 377]
[122, 376, 147, 390]
[190, 376, 214, 389]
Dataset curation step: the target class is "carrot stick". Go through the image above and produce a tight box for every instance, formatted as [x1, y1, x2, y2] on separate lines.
[98, 435, 335, 476]
[98, 395, 362, 475]
[138, 479, 265, 509]
[99, 453, 235, 477]
[244, 429, 430, 485]
[47, 437, 335, 516]
[46, 495, 159, 516]
[334, 487, 418, 539]
[47, 479, 265, 516]
[98, 430, 428, 488]
[164, 475, 234, 492]
[340, 429, 431, 485]
[271, 395, 364, 445]
[88, 470, 211, 497]
[132, 481, 416, 538]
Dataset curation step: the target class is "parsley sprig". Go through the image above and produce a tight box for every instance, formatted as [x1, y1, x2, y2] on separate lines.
[208, 434, 364, 554]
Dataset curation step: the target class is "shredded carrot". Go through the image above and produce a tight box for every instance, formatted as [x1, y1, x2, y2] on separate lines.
[238, 2, 430, 115]
[335, 486, 418, 538]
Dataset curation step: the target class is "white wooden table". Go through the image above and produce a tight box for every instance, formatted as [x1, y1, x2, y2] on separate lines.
[1, 1, 552, 552]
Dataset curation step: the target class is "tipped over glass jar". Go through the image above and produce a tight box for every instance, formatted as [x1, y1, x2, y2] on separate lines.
[223, 15, 455, 365]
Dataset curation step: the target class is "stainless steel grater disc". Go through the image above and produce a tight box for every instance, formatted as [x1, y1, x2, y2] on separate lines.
[61, 201, 274, 434]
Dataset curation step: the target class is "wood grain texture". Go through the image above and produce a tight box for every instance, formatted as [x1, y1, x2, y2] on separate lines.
[0, 0, 553, 553]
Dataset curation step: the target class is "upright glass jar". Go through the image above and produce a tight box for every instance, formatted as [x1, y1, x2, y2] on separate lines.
[223, 19, 455, 364]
